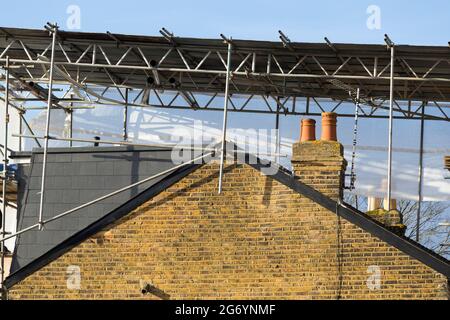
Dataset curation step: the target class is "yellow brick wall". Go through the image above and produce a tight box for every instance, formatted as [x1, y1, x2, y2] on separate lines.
[7, 145, 448, 300]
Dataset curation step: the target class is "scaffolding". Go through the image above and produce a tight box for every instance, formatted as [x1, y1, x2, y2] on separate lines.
[1, 24, 450, 295]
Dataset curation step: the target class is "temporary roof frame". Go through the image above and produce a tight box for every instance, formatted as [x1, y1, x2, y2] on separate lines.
[0, 27, 449, 120]
[1, 25, 450, 295]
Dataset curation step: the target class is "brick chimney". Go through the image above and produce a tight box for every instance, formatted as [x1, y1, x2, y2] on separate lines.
[292, 114, 405, 236]
[292, 113, 347, 201]
[366, 185, 405, 235]
[290, 113, 347, 298]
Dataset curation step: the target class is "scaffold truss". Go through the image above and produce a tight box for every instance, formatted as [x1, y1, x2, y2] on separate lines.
[0, 27, 449, 121]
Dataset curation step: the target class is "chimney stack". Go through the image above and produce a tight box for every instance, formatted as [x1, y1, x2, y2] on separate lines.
[292, 114, 346, 201]
[291, 114, 347, 296]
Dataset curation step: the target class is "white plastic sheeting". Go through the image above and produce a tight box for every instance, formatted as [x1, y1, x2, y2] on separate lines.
[0, 101, 20, 251]
[7, 100, 450, 202]
[0, 99, 21, 152]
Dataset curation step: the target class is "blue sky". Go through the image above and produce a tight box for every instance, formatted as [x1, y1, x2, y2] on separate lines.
[2, 0, 450, 45]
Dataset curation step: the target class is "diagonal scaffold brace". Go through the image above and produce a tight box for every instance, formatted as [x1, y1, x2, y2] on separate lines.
[37, 22, 59, 231]
[218, 34, 233, 194]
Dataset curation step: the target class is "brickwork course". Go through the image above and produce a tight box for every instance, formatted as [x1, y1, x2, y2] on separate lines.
[4, 141, 449, 300]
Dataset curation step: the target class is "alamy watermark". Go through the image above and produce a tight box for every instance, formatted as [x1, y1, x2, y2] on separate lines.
[66, 5, 81, 30]
[66, 265, 81, 290]
[170, 120, 280, 176]
[366, 5, 381, 30]
[366, 265, 381, 290]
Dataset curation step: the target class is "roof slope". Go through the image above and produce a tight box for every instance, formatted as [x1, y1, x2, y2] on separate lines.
[10, 146, 182, 272]
[5, 148, 449, 289]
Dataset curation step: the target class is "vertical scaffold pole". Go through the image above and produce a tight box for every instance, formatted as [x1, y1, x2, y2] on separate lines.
[123, 88, 129, 141]
[18, 111, 23, 152]
[1, 56, 10, 297]
[416, 102, 426, 242]
[218, 41, 232, 194]
[386, 38, 395, 210]
[275, 101, 280, 164]
[38, 23, 58, 230]
[68, 94, 74, 147]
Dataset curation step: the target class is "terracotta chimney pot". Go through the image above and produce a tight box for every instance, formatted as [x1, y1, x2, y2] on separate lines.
[383, 198, 397, 211]
[367, 197, 383, 211]
[300, 118, 316, 142]
[321, 112, 338, 141]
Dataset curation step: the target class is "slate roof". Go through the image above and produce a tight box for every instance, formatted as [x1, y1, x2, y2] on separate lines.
[4, 146, 450, 289]
[10, 146, 181, 272]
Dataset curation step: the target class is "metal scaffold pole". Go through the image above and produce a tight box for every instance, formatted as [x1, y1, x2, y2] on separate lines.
[123, 88, 129, 141]
[1, 56, 10, 297]
[218, 38, 232, 194]
[37, 23, 58, 230]
[416, 102, 426, 242]
[69, 96, 74, 147]
[275, 98, 280, 164]
[385, 35, 395, 210]
[18, 111, 23, 152]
